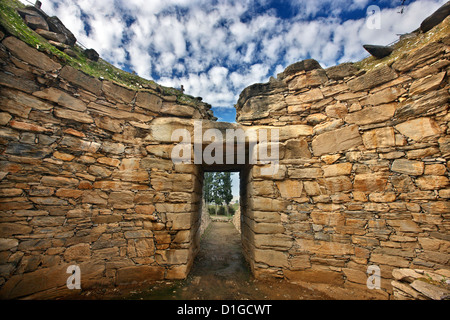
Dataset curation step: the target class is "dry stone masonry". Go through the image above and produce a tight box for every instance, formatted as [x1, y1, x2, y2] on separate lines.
[0, 5, 449, 300]
[235, 23, 450, 298]
[0, 26, 215, 298]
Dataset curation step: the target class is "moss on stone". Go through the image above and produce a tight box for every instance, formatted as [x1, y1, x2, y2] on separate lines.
[355, 16, 450, 72]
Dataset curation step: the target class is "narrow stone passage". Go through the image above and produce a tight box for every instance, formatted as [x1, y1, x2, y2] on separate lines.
[123, 221, 332, 300]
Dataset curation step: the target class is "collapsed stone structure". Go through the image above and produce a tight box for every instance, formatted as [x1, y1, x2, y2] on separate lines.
[0, 4, 449, 300]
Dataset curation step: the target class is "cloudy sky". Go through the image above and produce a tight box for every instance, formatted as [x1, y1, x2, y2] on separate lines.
[22, 0, 446, 123]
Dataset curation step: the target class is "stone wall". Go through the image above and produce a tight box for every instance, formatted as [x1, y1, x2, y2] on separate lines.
[0, 31, 214, 298]
[391, 268, 449, 300]
[236, 32, 450, 297]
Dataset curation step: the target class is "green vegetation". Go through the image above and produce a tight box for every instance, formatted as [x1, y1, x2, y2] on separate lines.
[355, 16, 450, 72]
[0, 0, 205, 107]
[204, 172, 235, 216]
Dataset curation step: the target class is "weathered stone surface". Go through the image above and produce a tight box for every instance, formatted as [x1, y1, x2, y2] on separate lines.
[312, 125, 363, 156]
[82, 190, 108, 205]
[410, 280, 450, 300]
[238, 94, 286, 121]
[135, 91, 163, 113]
[54, 107, 93, 124]
[323, 163, 352, 177]
[251, 197, 288, 212]
[345, 103, 397, 125]
[325, 103, 348, 119]
[149, 118, 193, 143]
[284, 139, 311, 159]
[95, 157, 119, 168]
[94, 116, 123, 133]
[361, 87, 405, 106]
[24, 14, 48, 30]
[354, 173, 388, 192]
[0, 265, 69, 299]
[286, 88, 324, 105]
[0, 71, 39, 94]
[362, 127, 396, 149]
[276, 180, 303, 198]
[392, 42, 445, 73]
[311, 212, 345, 226]
[124, 230, 153, 239]
[33, 88, 87, 111]
[109, 191, 135, 209]
[88, 165, 112, 178]
[254, 249, 288, 268]
[84, 48, 99, 62]
[324, 176, 353, 193]
[347, 66, 397, 92]
[166, 213, 192, 230]
[88, 101, 152, 122]
[116, 266, 164, 285]
[278, 59, 322, 81]
[395, 118, 441, 141]
[0, 88, 53, 115]
[100, 141, 125, 155]
[40, 176, 79, 188]
[0, 112, 12, 125]
[9, 120, 50, 133]
[161, 103, 197, 118]
[288, 69, 328, 90]
[0, 238, 19, 251]
[392, 268, 423, 282]
[325, 63, 358, 80]
[2, 37, 61, 71]
[102, 81, 135, 104]
[391, 159, 424, 176]
[409, 72, 445, 96]
[35, 28, 67, 43]
[363, 44, 393, 59]
[415, 176, 449, 190]
[30, 197, 68, 206]
[59, 65, 102, 95]
[0, 223, 32, 237]
[395, 89, 448, 120]
[64, 243, 90, 262]
[424, 164, 446, 176]
[296, 239, 354, 256]
[289, 168, 323, 179]
[46, 16, 77, 46]
[313, 119, 344, 136]
[252, 222, 285, 234]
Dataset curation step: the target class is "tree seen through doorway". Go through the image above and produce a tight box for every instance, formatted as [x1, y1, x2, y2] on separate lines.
[203, 172, 235, 216]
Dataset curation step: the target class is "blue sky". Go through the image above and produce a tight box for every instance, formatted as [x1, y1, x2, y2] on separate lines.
[24, 0, 446, 124]
[21, 0, 446, 197]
